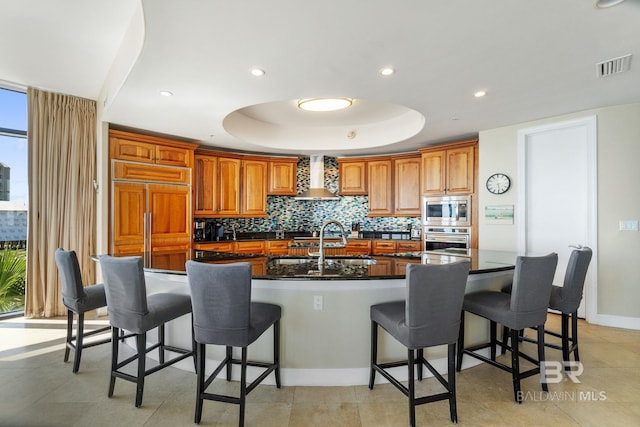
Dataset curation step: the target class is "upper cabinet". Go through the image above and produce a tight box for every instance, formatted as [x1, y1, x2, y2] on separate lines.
[419, 139, 477, 195]
[194, 150, 270, 217]
[268, 157, 298, 195]
[109, 129, 194, 168]
[338, 159, 367, 195]
[367, 159, 393, 215]
[393, 155, 421, 216]
[242, 159, 268, 216]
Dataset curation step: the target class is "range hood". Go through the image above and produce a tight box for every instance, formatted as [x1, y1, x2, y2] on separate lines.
[294, 155, 340, 200]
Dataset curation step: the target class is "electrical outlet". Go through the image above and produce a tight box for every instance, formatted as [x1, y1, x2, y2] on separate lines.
[313, 295, 323, 310]
[619, 220, 639, 231]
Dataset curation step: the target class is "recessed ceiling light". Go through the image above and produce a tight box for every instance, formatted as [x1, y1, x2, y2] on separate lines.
[379, 67, 395, 76]
[251, 68, 265, 77]
[298, 98, 353, 112]
[159, 90, 173, 97]
[474, 90, 487, 98]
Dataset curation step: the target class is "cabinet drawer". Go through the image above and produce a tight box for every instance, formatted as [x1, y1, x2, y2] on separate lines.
[234, 241, 266, 254]
[193, 242, 233, 252]
[397, 241, 422, 252]
[372, 240, 396, 254]
[113, 161, 190, 184]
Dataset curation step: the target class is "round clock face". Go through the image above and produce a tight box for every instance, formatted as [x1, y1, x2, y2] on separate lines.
[486, 173, 511, 194]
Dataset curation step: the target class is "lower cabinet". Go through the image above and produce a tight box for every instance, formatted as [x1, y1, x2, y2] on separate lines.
[267, 240, 291, 255]
[345, 240, 371, 255]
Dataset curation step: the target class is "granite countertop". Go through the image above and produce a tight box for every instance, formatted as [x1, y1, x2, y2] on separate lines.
[141, 249, 517, 280]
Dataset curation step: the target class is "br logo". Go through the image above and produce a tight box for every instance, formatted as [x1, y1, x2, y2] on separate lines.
[541, 361, 583, 384]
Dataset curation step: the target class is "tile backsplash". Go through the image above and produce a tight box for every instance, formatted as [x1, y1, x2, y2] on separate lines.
[212, 156, 421, 233]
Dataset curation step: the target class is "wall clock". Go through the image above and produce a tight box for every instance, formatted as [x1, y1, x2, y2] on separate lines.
[486, 173, 511, 194]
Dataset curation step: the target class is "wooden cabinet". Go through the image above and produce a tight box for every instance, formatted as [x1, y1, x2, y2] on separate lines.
[394, 259, 421, 275]
[341, 154, 421, 217]
[268, 158, 298, 195]
[242, 159, 267, 216]
[266, 240, 291, 255]
[112, 181, 191, 255]
[393, 155, 421, 216]
[345, 239, 371, 255]
[371, 239, 421, 255]
[367, 159, 393, 215]
[338, 159, 367, 195]
[193, 242, 233, 252]
[372, 240, 396, 255]
[109, 130, 196, 257]
[217, 156, 241, 215]
[369, 258, 394, 276]
[396, 240, 422, 252]
[194, 154, 217, 215]
[109, 129, 194, 168]
[194, 150, 269, 217]
[420, 139, 477, 195]
[234, 240, 266, 255]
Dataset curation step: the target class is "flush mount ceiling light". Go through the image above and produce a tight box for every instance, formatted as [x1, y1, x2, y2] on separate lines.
[297, 98, 353, 112]
[379, 67, 395, 76]
[159, 90, 173, 97]
[594, 0, 626, 8]
[474, 90, 487, 98]
[250, 68, 265, 76]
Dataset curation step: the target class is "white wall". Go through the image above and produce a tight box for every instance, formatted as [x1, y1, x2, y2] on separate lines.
[479, 103, 640, 325]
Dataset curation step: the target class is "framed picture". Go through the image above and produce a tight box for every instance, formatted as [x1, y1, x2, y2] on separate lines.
[485, 205, 514, 224]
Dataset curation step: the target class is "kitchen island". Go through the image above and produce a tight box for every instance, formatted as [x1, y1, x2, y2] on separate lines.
[139, 249, 517, 386]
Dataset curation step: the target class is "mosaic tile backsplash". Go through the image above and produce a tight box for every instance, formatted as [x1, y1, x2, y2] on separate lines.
[214, 156, 421, 233]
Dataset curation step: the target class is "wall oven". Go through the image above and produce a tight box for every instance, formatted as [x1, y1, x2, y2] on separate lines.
[423, 227, 471, 251]
[422, 195, 471, 227]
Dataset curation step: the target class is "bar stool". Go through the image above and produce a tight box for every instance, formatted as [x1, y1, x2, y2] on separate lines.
[369, 261, 470, 426]
[186, 261, 281, 427]
[55, 248, 110, 373]
[501, 247, 592, 369]
[457, 253, 557, 403]
[99, 255, 195, 407]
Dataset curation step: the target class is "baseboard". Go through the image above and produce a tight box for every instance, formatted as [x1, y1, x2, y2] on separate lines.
[592, 313, 640, 330]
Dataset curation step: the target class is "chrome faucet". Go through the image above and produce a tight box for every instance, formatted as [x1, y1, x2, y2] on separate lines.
[231, 223, 237, 241]
[309, 220, 349, 265]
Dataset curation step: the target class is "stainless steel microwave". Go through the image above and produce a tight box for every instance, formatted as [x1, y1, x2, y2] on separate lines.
[422, 195, 471, 227]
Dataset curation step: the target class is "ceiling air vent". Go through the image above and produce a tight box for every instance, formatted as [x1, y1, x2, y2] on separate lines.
[596, 54, 632, 78]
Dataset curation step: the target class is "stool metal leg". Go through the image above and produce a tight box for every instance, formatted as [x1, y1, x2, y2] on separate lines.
[195, 343, 205, 424]
[226, 346, 233, 381]
[537, 325, 548, 392]
[108, 327, 119, 398]
[448, 343, 458, 423]
[510, 328, 522, 403]
[158, 324, 165, 364]
[369, 321, 378, 389]
[239, 347, 248, 427]
[571, 311, 580, 362]
[456, 311, 465, 372]
[135, 333, 146, 408]
[408, 348, 416, 427]
[274, 320, 281, 388]
[72, 312, 85, 373]
[64, 310, 73, 363]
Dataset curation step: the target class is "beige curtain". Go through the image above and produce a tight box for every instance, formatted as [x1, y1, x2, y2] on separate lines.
[25, 88, 97, 318]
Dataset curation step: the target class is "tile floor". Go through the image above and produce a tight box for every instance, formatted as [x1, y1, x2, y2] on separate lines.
[0, 313, 639, 426]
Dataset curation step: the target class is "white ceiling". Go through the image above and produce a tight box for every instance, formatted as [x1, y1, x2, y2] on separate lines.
[2, 0, 639, 156]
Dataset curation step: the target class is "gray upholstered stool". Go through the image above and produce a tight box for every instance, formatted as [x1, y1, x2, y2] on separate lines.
[186, 261, 281, 427]
[55, 248, 110, 373]
[457, 253, 557, 403]
[502, 247, 592, 369]
[369, 261, 470, 427]
[99, 255, 195, 407]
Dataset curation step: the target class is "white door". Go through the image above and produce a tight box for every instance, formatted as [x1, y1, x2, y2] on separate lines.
[517, 116, 597, 320]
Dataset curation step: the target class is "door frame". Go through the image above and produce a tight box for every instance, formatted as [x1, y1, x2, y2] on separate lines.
[516, 115, 598, 322]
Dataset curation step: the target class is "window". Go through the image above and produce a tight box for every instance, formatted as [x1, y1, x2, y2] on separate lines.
[0, 86, 27, 315]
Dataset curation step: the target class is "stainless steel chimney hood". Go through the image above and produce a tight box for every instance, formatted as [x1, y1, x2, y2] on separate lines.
[294, 155, 340, 200]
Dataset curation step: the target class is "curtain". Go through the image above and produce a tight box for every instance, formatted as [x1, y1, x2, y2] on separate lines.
[25, 88, 97, 318]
